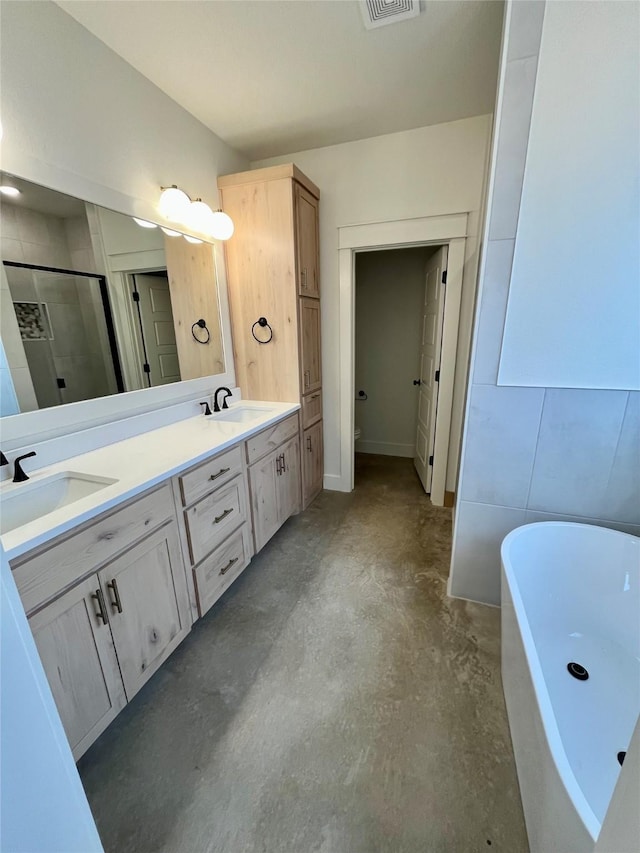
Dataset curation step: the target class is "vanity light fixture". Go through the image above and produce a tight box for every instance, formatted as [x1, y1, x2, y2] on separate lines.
[0, 185, 21, 197]
[184, 235, 203, 244]
[133, 217, 158, 229]
[161, 226, 182, 237]
[210, 209, 235, 240]
[159, 185, 191, 221]
[158, 185, 235, 241]
[184, 198, 216, 235]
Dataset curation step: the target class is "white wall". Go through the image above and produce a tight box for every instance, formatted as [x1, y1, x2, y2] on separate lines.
[0, 0, 247, 450]
[253, 114, 493, 492]
[0, 1, 248, 227]
[0, 547, 102, 852]
[355, 248, 432, 457]
[498, 0, 639, 390]
[450, 0, 640, 606]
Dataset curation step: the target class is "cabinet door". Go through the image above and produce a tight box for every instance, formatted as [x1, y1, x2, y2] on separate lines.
[303, 420, 323, 507]
[29, 575, 127, 759]
[300, 297, 322, 394]
[99, 522, 190, 701]
[295, 184, 319, 297]
[249, 453, 280, 553]
[277, 435, 301, 522]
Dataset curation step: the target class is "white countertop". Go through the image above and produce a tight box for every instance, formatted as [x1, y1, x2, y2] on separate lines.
[1, 401, 299, 562]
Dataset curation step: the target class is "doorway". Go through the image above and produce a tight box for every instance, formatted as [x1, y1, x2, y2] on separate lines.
[354, 246, 447, 494]
[129, 271, 180, 388]
[338, 213, 468, 504]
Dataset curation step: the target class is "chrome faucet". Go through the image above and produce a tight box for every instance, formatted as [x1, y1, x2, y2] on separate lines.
[213, 387, 232, 413]
[13, 450, 37, 483]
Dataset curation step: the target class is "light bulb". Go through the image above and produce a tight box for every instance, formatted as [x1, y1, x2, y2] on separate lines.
[133, 217, 158, 229]
[159, 185, 191, 221]
[161, 227, 182, 237]
[184, 199, 215, 235]
[210, 210, 234, 240]
[184, 235, 203, 244]
[0, 185, 21, 197]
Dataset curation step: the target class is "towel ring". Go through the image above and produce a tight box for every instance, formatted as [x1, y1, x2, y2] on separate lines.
[251, 317, 273, 344]
[191, 319, 211, 344]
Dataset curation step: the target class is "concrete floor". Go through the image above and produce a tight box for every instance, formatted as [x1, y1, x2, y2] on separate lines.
[79, 454, 528, 853]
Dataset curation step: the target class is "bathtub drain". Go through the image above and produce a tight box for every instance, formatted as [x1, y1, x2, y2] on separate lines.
[567, 662, 589, 681]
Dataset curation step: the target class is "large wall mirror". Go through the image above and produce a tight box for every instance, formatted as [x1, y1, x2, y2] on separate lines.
[0, 174, 226, 417]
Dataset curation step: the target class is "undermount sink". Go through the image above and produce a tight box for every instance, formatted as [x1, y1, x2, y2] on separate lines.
[212, 406, 277, 424]
[0, 471, 118, 535]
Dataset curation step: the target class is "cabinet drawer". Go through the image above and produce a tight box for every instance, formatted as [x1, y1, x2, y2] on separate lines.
[301, 390, 322, 428]
[179, 445, 243, 507]
[194, 524, 251, 617]
[185, 476, 246, 565]
[245, 413, 299, 465]
[13, 484, 175, 616]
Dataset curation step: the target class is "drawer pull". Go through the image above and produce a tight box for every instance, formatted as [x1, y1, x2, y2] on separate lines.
[276, 456, 282, 475]
[214, 507, 234, 524]
[91, 588, 108, 625]
[307, 436, 312, 452]
[220, 557, 238, 576]
[309, 392, 321, 400]
[107, 578, 123, 613]
[209, 467, 230, 482]
[304, 370, 310, 388]
[280, 453, 286, 472]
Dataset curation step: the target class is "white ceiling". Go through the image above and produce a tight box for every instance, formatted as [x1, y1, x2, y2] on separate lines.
[55, 0, 504, 161]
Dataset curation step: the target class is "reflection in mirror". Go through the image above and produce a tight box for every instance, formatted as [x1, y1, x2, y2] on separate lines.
[0, 175, 225, 417]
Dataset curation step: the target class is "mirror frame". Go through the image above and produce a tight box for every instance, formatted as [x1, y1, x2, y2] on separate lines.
[0, 171, 237, 452]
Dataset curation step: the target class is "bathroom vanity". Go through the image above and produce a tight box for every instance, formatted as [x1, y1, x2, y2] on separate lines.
[4, 403, 301, 759]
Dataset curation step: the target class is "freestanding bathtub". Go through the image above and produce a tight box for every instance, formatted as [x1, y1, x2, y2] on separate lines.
[501, 522, 640, 852]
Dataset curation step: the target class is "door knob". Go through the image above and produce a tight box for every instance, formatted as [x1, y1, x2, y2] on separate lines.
[413, 379, 421, 386]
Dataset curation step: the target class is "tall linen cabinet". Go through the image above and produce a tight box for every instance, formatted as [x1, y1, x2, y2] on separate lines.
[218, 164, 323, 509]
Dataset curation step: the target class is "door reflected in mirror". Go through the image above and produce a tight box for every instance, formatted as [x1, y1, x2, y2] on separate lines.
[0, 175, 225, 417]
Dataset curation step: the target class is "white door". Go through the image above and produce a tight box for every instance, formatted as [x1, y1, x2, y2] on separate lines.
[133, 273, 180, 386]
[414, 246, 448, 494]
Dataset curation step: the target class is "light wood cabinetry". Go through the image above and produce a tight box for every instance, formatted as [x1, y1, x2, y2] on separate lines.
[295, 184, 320, 298]
[219, 163, 324, 510]
[173, 446, 253, 621]
[303, 420, 324, 505]
[247, 422, 301, 553]
[29, 574, 127, 759]
[98, 523, 188, 701]
[16, 485, 191, 759]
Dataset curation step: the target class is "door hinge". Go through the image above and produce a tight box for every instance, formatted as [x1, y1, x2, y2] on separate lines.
[435, 369, 440, 382]
[429, 455, 434, 466]
[442, 271, 447, 285]
[143, 363, 151, 374]
[132, 291, 140, 302]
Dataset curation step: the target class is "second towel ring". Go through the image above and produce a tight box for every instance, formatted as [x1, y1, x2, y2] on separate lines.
[191, 319, 211, 344]
[252, 317, 273, 344]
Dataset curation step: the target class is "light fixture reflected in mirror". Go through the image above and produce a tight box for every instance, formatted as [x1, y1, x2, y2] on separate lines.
[184, 235, 203, 244]
[0, 185, 21, 197]
[159, 185, 191, 221]
[161, 226, 182, 237]
[133, 217, 158, 229]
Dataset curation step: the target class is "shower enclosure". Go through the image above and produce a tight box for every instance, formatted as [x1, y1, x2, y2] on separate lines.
[3, 261, 123, 409]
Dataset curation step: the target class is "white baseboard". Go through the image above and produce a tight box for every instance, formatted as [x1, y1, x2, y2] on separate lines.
[356, 441, 415, 458]
[323, 473, 350, 492]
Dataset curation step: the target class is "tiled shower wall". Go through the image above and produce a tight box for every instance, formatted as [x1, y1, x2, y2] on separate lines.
[449, 0, 640, 605]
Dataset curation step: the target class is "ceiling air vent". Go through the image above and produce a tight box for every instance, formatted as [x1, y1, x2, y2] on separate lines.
[360, 0, 420, 30]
